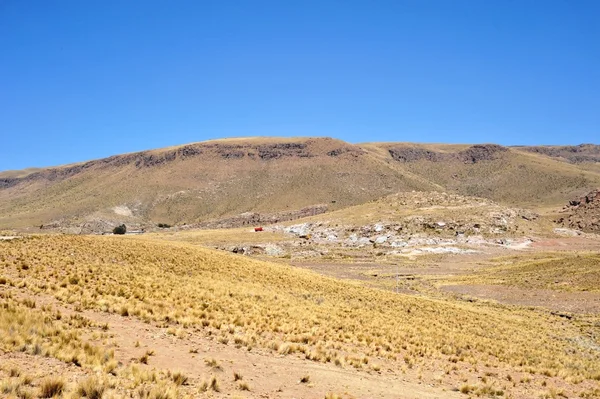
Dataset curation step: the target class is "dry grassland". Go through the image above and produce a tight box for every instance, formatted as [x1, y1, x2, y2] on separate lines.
[0, 290, 188, 398]
[1, 235, 600, 398]
[150, 227, 292, 247]
[452, 252, 600, 292]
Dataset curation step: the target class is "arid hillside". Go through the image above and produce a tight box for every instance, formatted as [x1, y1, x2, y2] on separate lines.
[364, 142, 600, 206]
[1, 138, 599, 230]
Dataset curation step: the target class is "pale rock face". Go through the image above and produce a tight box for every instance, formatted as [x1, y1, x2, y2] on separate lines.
[286, 223, 311, 236]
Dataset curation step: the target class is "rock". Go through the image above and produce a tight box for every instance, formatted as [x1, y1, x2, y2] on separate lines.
[231, 246, 246, 254]
[553, 228, 581, 236]
[356, 237, 371, 247]
[556, 189, 600, 233]
[374, 236, 388, 244]
[265, 245, 284, 256]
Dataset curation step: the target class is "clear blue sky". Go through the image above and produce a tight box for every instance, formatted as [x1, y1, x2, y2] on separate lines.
[1, 0, 599, 171]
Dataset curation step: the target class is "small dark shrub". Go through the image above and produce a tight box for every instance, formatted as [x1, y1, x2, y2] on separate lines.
[113, 224, 127, 235]
[157, 223, 171, 228]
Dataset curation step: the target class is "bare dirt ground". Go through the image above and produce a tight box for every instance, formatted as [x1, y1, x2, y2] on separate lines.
[291, 236, 600, 314]
[530, 235, 600, 251]
[441, 284, 600, 313]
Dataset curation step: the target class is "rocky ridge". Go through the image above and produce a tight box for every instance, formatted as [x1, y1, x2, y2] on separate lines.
[519, 144, 600, 164]
[388, 144, 507, 164]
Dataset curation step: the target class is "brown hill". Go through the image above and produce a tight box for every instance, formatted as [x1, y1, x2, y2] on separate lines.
[364, 142, 600, 206]
[1, 137, 600, 230]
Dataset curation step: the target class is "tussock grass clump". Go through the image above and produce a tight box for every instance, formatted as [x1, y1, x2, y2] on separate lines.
[76, 376, 106, 399]
[39, 377, 65, 398]
[204, 358, 222, 370]
[136, 383, 178, 399]
[169, 371, 188, 386]
[199, 376, 219, 392]
[0, 296, 114, 370]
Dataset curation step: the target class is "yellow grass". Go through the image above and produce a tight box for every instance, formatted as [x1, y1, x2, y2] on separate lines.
[145, 227, 291, 247]
[2, 235, 600, 383]
[453, 252, 600, 292]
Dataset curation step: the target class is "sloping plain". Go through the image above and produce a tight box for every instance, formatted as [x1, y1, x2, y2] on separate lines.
[1, 235, 600, 398]
[1, 138, 600, 230]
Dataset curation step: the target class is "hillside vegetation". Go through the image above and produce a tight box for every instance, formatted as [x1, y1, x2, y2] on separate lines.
[454, 252, 600, 293]
[1, 138, 600, 230]
[1, 235, 600, 398]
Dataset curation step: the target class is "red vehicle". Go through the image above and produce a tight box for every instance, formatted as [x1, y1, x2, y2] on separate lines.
[254, 227, 263, 232]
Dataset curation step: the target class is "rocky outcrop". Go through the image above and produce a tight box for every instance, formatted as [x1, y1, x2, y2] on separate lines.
[556, 189, 600, 232]
[327, 147, 365, 157]
[519, 144, 600, 164]
[256, 143, 310, 160]
[0, 178, 19, 189]
[459, 144, 507, 163]
[389, 144, 507, 164]
[280, 192, 538, 243]
[389, 148, 445, 162]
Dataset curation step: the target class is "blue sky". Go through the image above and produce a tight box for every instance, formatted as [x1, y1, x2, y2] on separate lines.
[1, 0, 599, 170]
